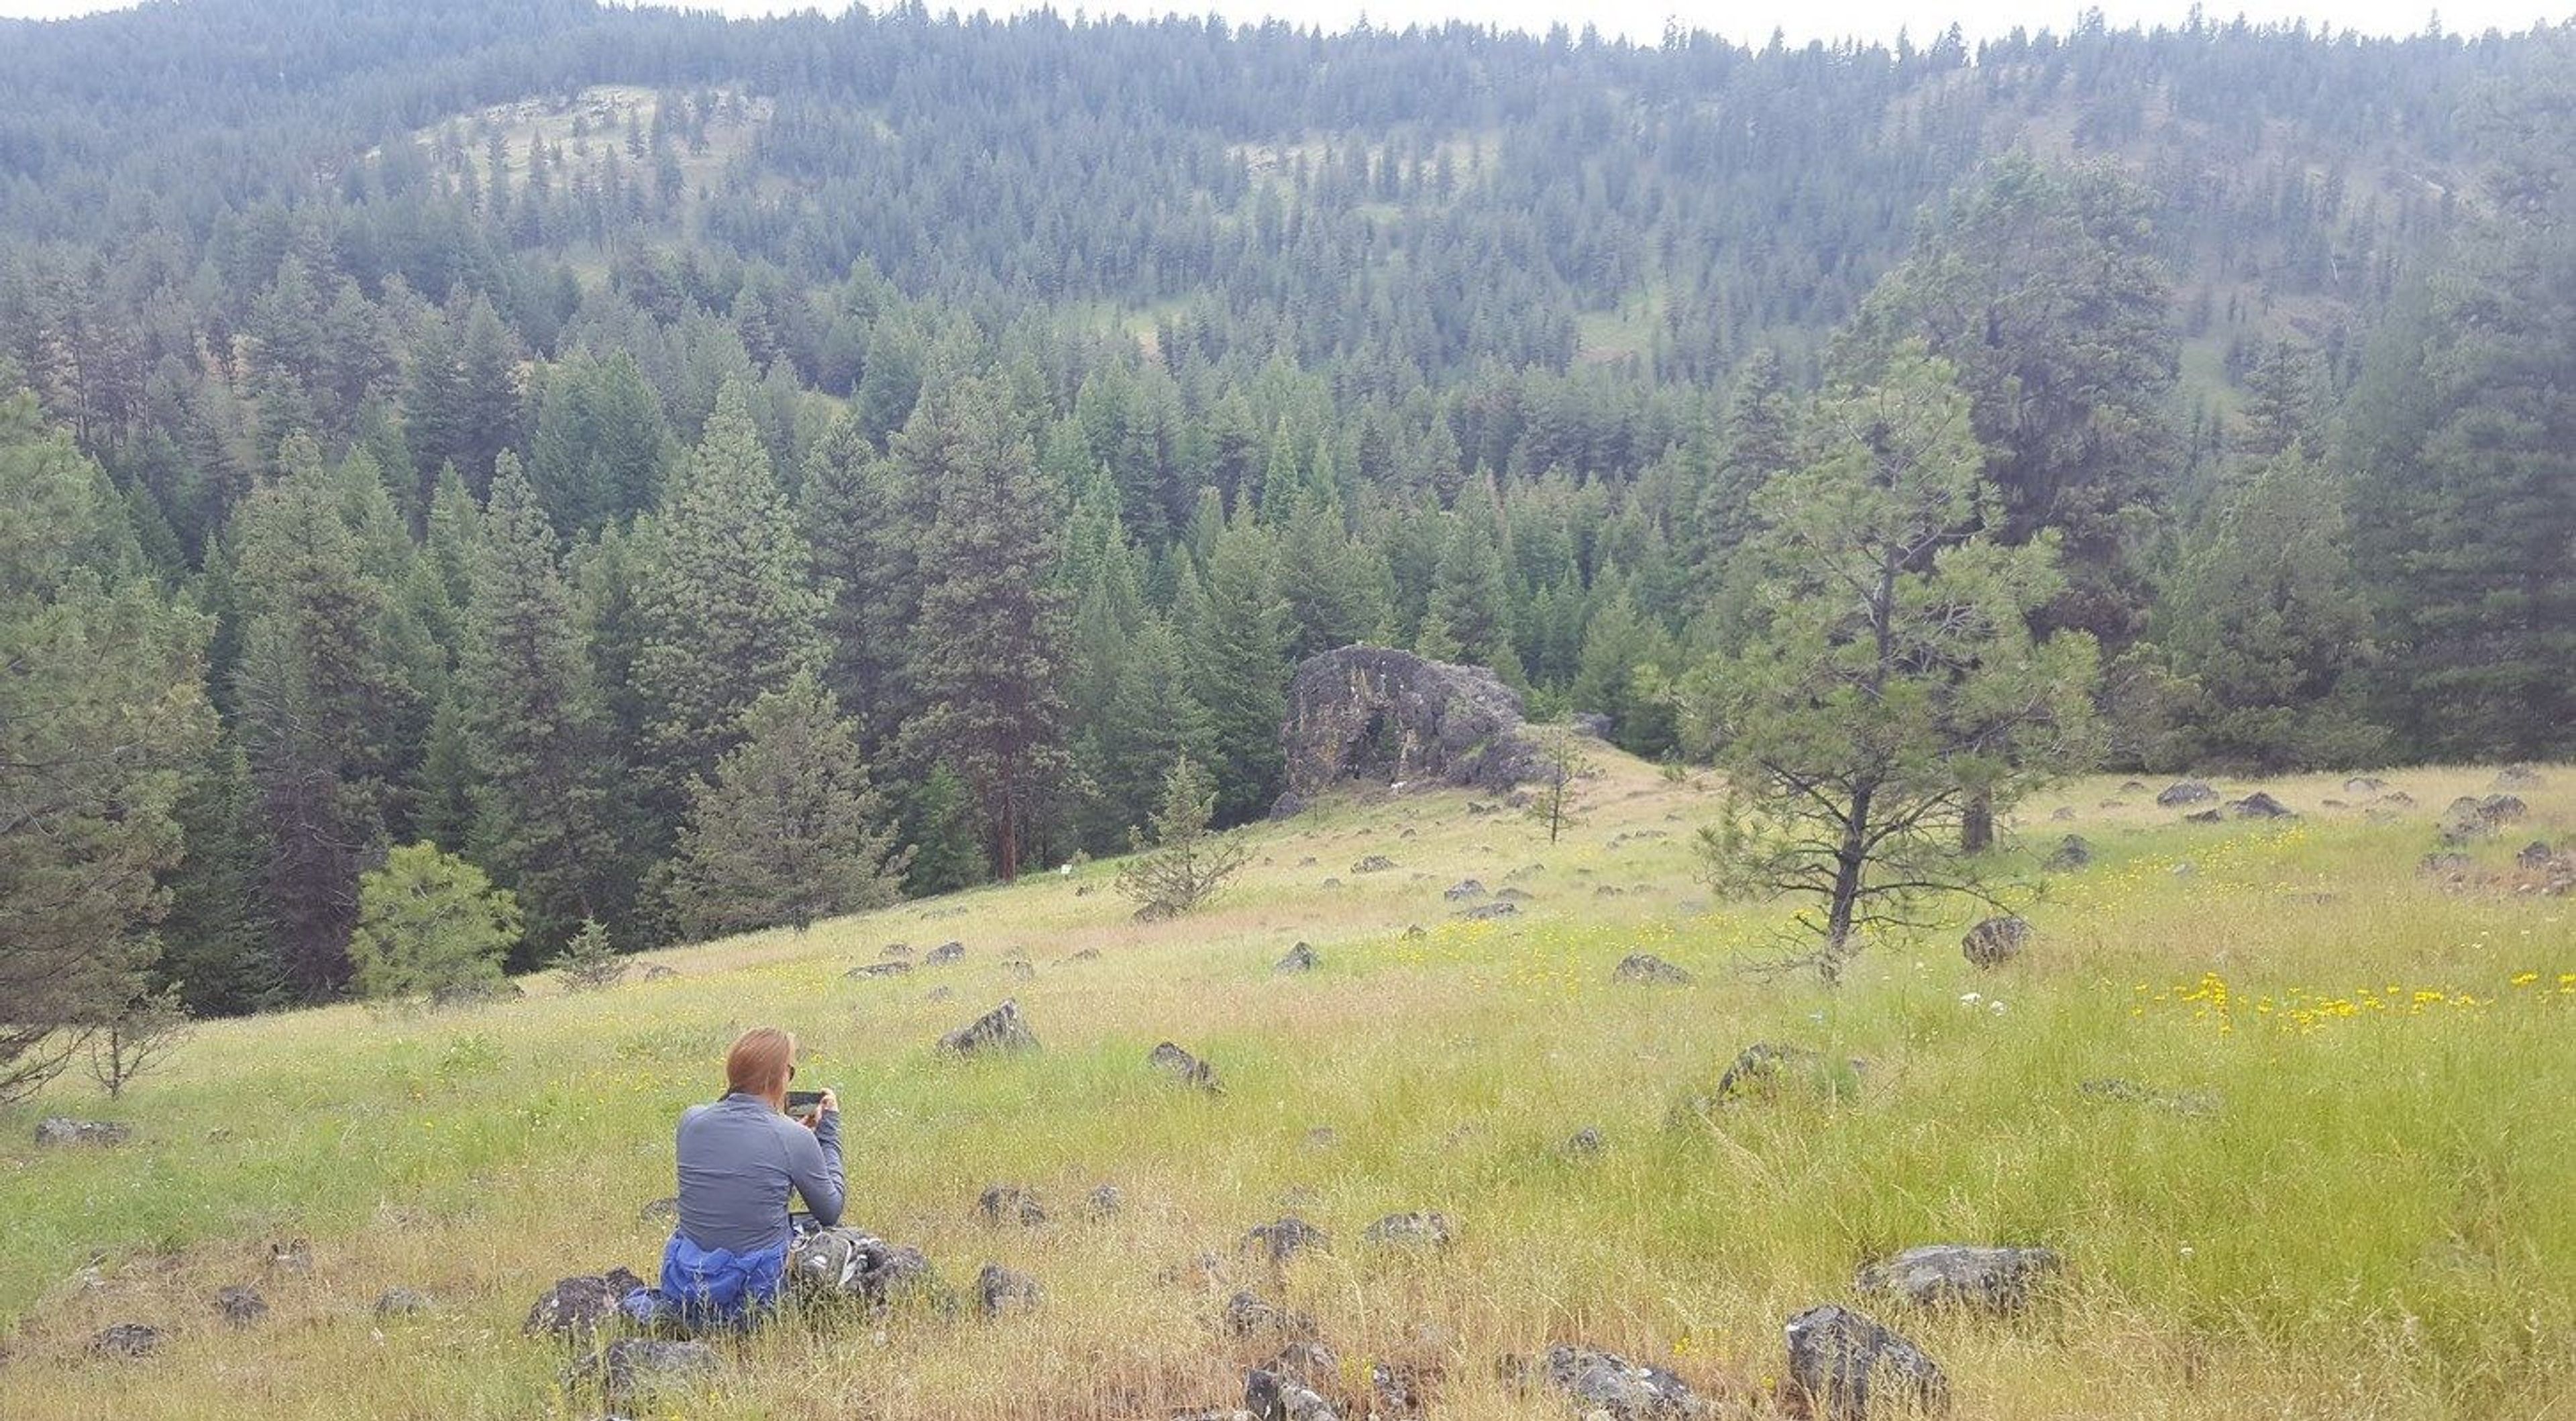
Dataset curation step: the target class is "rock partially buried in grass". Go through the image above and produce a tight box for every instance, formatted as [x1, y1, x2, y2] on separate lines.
[2494, 764, 2544, 790]
[215, 1285, 266, 1328]
[1222, 1290, 1316, 1344]
[924, 940, 965, 964]
[1856, 1245, 2061, 1313]
[2155, 780, 2216, 807]
[939, 998, 1038, 1057]
[1562, 1125, 1605, 1159]
[1245, 1365, 1341, 1420]
[1613, 952, 1692, 985]
[1083, 1183, 1124, 1219]
[2229, 791, 2296, 819]
[35, 1117, 131, 1147]
[1961, 914, 2032, 967]
[1275, 942, 1321, 973]
[582, 1337, 719, 1408]
[1242, 1216, 1330, 1264]
[1443, 878, 1487, 901]
[1518, 1343, 1709, 1419]
[2044, 834, 2092, 871]
[374, 1287, 434, 1318]
[522, 1267, 647, 1338]
[1150, 1041, 1224, 1093]
[974, 1263, 1041, 1319]
[845, 961, 911, 980]
[1784, 1304, 1947, 1420]
[89, 1324, 162, 1359]
[1686, 1041, 1860, 1113]
[2079, 1077, 2221, 1116]
[266, 1238, 313, 1274]
[1456, 900, 1517, 920]
[640, 963, 679, 982]
[1353, 854, 1397, 873]
[1362, 1211, 1454, 1249]
[977, 1183, 1048, 1227]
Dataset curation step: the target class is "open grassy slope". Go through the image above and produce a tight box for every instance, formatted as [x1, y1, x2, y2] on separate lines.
[1, 753, 2570, 1420]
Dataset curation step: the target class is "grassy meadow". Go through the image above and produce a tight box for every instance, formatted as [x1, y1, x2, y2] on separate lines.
[1, 753, 2571, 1420]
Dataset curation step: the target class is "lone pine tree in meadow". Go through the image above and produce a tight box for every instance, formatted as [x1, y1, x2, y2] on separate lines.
[1116, 753, 1250, 920]
[1681, 348, 2100, 984]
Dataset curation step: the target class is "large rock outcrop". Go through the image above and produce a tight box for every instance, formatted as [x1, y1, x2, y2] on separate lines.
[1273, 647, 1540, 815]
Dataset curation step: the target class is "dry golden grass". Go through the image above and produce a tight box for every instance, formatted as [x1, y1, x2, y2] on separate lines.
[1, 753, 2571, 1419]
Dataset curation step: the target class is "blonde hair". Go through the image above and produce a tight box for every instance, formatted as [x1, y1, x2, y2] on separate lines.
[724, 1027, 796, 1098]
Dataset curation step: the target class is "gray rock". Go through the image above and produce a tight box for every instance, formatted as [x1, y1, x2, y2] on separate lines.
[1443, 878, 1487, 901]
[845, 961, 911, 980]
[1353, 855, 1397, 874]
[1222, 1290, 1316, 1343]
[1856, 1244, 2062, 1312]
[786, 1227, 936, 1308]
[1083, 1183, 1124, 1220]
[1242, 1216, 1330, 1264]
[1961, 915, 2032, 967]
[373, 1287, 434, 1318]
[1246, 1367, 1341, 1421]
[1707, 1042, 1831, 1107]
[2229, 791, 2297, 819]
[1361, 1211, 1454, 1249]
[2049, 805, 2076, 821]
[2494, 764, 2544, 790]
[1613, 952, 1692, 986]
[881, 941, 912, 958]
[939, 998, 1038, 1057]
[35, 1117, 131, 1147]
[1371, 1361, 1427, 1416]
[1274, 647, 1544, 815]
[216, 1285, 267, 1328]
[2080, 1077, 2220, 1116]
[1563, 1125, 1606, 1159]
[924, 941, 966, 964]
[266, 1238, 313, 1274]
[977, 1183, 1048, 1227]
[1004, 959, 1036, 981]
[2043, 835, 2092, 872]
[1496, 886, 1535, 902]
[974, 1263, 1041, 1318]
[522, 1267, 646, 1338]
[1264, 1339, 1340, 1387]
[2184, 808, 2222, 823]
[1525, 1343, 1707, 1419]
[2519, 841, 2559, 870]
[2156, 780, 2217, 807]
[89, 1324, 162, 1359]
[1149, 1041, 1224, 1093]
[590, 1338, 719, 1406]
[639, 963, 679, 982]
[1275, 942, 1321, 973]
[2343, 776, 2388, 794]
[1784, 1304, 1947, 1420]
[1456, 900, 1517, 920]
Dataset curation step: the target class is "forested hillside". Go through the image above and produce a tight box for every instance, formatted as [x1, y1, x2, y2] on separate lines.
[3, 0, 2573, 1024]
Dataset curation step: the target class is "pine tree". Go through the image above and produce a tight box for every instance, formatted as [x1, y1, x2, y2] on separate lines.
[672, 672, 908, 936]
[458, 458, 622, 961]
[897, 376, 1073, 880]
[156, 739, 278, 1016]
[802, 407, 928, 751]
[1181, 515, 1289, 825]
[349, 843, 523, 1001]
[1115, 753, 1249, 920]
[1276, 492, 1388, 661]
[1424, 502, 1513, 672]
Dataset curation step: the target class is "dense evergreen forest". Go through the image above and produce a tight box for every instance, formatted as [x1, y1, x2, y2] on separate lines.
[4, 0, 2573, 1024]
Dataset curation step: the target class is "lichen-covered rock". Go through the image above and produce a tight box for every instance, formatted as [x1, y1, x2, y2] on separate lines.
[1362, 1211, 1454, 1249]
[1613, 952, 1691, 985]
[35, 1117, 131, 1147]
[2494, 764, 2544, 790]
[374, 1287, 434, 1318]
[1523, 1343, 1709, 1419]
[216, 1285, 267, 1328]
[1456, 900, 1517, 920]
[2156, 781, 2216, 807]
[1150, 1041, 1224, 1092]
[1246, 1365, 1342, 1421]
[1961, 916, 2031, 967]
[1784, 1304, 1947, 1419]
[1702, 1042, 1842, 1108]
[786, 1227, 936, 1308]
[1856, 1245, 2062, 1312]
[1275, 943, 1321, 973]
[939, 998, 1038, 1057]
[977, 1183, 1048, 1227]
[1243, 1216, 1330, 1263]
[1443, 879, 1487, 901]
[974, 1263, 1041, 1318]
[2343, 776, 2388, 794]
[89, 1324, 162, 1359]
[1083, 1183, 1124, 1219]
[925, 941, 966, 964]
[1352, 854, 1397, 874]
[1275, 647, 1543, 813]
[2229, 791, 2296, 819]
[1563, 1125, 1606, 1159]
[2044, 835, 2092, 871]
[845, 961, 911, 980]
[1222, 1290, 1316, 1343]
[522, 1268, 645, 1338]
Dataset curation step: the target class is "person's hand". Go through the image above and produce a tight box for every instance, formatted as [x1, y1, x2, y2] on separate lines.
[803, 1089, 839, 1129]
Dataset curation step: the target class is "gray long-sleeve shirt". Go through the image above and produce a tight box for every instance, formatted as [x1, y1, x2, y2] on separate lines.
[674, 1093, 845, 1255]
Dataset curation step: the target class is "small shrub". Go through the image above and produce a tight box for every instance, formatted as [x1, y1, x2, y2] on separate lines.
[1117, 754, 1248, 920]
[85, 987, 191, 1100]
[552, 918, 624, 992]
[350, 844, 523, 1002]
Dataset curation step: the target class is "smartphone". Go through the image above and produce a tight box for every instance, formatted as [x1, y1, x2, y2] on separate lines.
[785, 1089, 825, 1121]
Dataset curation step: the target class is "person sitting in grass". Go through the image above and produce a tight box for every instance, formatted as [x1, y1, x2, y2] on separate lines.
[622, 1026, 843, 1330]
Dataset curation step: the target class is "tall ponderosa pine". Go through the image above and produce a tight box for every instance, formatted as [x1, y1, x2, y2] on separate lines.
[0, 389, 215, 1098]
[671, 672, 908, 937]
[803, 407, 929, 751]
[459, 458, 622, 961]
[1181, 515, 1289, 825]
[898, 376, 1073, 880]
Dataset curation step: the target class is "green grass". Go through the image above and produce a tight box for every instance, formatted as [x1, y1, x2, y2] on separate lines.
[1, 757, 2570, 1419]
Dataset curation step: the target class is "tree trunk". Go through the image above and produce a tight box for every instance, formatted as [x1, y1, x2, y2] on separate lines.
[1962, 788, 1993, 854]
[1823, 782, 1874, 986]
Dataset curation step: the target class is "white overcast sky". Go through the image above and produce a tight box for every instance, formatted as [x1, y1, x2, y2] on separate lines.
[0, 0, 2565, 45]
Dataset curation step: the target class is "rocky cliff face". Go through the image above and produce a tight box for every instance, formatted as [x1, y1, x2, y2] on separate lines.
[1273, 647, 1540, 816]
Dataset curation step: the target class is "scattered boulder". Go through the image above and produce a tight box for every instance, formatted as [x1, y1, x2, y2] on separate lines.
[2494, 764, 2544, 790]
[1961, 916, 2031, 968]
[1005, 959, 1036, 981]
[1562, 1126, 1606, 1159]
[1442, 879, 1487, 902]
[939, 999, 1038, 1057]
[1522, 1343, 1709, 1419]
[585, 1337, 720, 1407]
[2118, 780, 2149, 793]
[2519, 841, 2558, 870]
[1149, 1041, 1224, 1093]
[639, 963, 679, 982]
[1613, 952, 1692, 986]
[977, 1184, 1048, 1228]
[2183, 808, 2222, 824]
[924, 986, 955, 1002]
[374, 1287, 434, 1318]
[1353, 855, 1397, 874]
[215, 1285, 267, 1328]
[1362, 1212, 1454, 1249]
[786, 1227, 935, 1308]
[881, 942, 912, 958]
[2229, 791, 2296, 819]
[1701, 1042, 1851, 1109]
[523, 1267, 646, 1338]
[1084, 1183, 1124, 1220]
[1246, 1367, 1341, 1421]
[35, 1117, 131, 1147]
[2343, 776, 2388, 794]
[924, 941, 966, 964]
[2043, 835, 2092, 872]
[1273, 942, 1321, 975]
[2442, 794, 2528, 843]
[2155, 781, 2217, 807]
[1784, 1304, 1947, 1420]
[1069, 947, 1101, 962]
[2080, 1078, 2221, 1116]
[2049, 806, 2076, 822]
[845, 961, 912, 980]
[974, 1263, 1042, 1319]
[1265, 1339, 1340, 1387]
[1222, 1290, 1317, 1343]
[266, 1239, 313, 1274]
[1456, 901, 1517, 920]
[89, 1324, 162, 1359]
[1275, 647, 1543, 814]
[1856, 1245, 2062, 1313]
[1242, 1216, 1330, 1264]
[1371, 1361, 1429, 1416]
